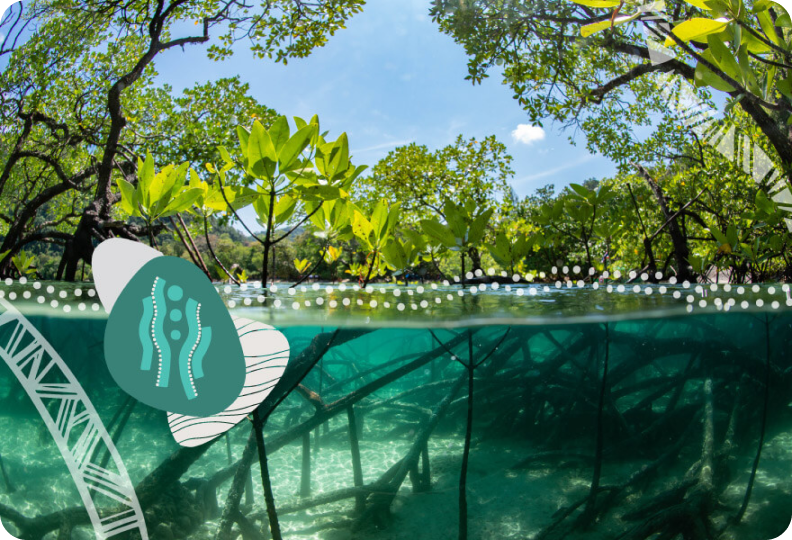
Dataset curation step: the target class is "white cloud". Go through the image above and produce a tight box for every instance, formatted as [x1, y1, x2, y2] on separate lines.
[511, 124, 546, 145]
[513, 155, 595, 186]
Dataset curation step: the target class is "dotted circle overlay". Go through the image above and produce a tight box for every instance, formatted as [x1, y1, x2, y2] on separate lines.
[1, 267, 790, 316]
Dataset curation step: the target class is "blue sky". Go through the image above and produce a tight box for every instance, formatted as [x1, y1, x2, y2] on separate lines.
[156, 0, 618, 199]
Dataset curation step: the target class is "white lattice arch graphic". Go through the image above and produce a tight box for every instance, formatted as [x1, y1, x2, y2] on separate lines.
[0, 299, 148, 540]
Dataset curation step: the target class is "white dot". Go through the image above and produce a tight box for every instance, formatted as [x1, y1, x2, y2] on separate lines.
[74, 289, 82, 297]
[629, 271, 637, 279]
[356, 299, 363, 305]
[8, 292, 15, 300]
[274, 299, 282, 307]
[512, 274, 520, 282]
[78, 303, 86, 311]
[23, 291, 30, 299]
[682, 281, 690, 289]
[752, 285, 760, 293]
[645, 287, 652, 295]
[640, 273, 648, 281]
[592, 282, 599, 290]
[737, 287, 745, 295]
[316, 297, 324, 305]
[530, 288, 537, 295]
[435, 297, 441, 304]
[92, 303, 100, 311]
[469, 286, 477, 294]
[304, 300, 311, 307]
[228, 300, 236, 308]
[224, 285, 232, 294]
[87, 289, 95, 297]
[37, 296, 44, 303]
[491, 282, 500, 290]
[474, 269, 482, 277]
[339, 284, 347, 291]
[633, 285, 641, 293]
[551, 266, 558, 274]
[710, 284, 718, 292]
[617, 284, 625, 293]
[33, 282, 41, 289]
[654, 271, 663, 280]
[669, 276, 677, 284]
[288, 288, 296, 295]
[724, 284, 731, 292]
[292, 302, 300, 310]
[614, 270, 622, 279]
[487, 268, 495, 276]
[270, 285, 278, 292]
[562, 266, 569, 274]
[50, 300, 58, 308]
[343, 298, 351, 306]
[741, 301, 749, 309]
[698, 299, 707, 308]
[257, 295, 266, 303]
[431, 283, 438, 290]
[244, 298, 252, 306]
[420, 300, 428, 308]
[325, 286, 334, 294]
[18, 277, 26, 285]
[607, 285, 613, 293]
[312, 283, 320, 290]
[384, 301, 391, 308]
[397, 303, 405, 311]
[505, 285, 512, 291]
[673, 291, 681, 299]
[772, 301, 779, 309]
[417, 286, 425, 294]
[329, 300, 337, 308]
[393, 289, 401, 297]
[768, 287, 776, 295]
[370, 300, 378, 308]
[756, 299, 764, 307]
[686, 305, 693, 313]
[686, 295, 694, 303]
[573, 265, 581, 274]
[659, 286, 667, 294]
[59, 290, 67, 298]
[466, 271, 473, 279]
[46, 285, 55, 293]
[555, 281, 562, 288]
[241, 283, 249, 291]
[517, 289, 524, 296]
[4, 278, 11, 286]
[695, 285, 703, 294]
[63, 305, 71, 313]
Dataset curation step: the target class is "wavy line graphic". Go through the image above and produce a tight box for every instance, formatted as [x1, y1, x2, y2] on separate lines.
[138, 296, 154, 371]
[150, 277, 171, 388]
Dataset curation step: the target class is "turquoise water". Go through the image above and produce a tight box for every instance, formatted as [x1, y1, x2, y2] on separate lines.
[0, 283, 791, 539]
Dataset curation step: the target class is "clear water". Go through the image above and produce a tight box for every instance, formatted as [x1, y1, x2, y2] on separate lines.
[0, 283, 791, 539]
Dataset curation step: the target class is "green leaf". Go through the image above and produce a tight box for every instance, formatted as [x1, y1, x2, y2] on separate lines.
[664, 18, 729, 46]
[420, 219, 456, 248]
[382, 240, 407, 271]
[248, 121, 277, 179]
[117, 178, 139, 216]
[269, 116, 291, 155]
[162, 188, 203, 217]
[279, 124, 314, 171]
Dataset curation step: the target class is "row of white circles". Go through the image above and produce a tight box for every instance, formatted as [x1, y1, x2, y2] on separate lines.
[1, 272, 791, 313]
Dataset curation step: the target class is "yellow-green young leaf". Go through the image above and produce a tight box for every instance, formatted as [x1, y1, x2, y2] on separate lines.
[581, 12, 641, 37]
[756, 10, 780, 45]
[117, 179, 139, 216]
[570, 0, 620, 7]
[352, 210, 373, 243]
[664, 18, 728, 46]
[294, 258, 310, 274]
[682, 0, 713, 10]
[162, 188, 203, 217]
